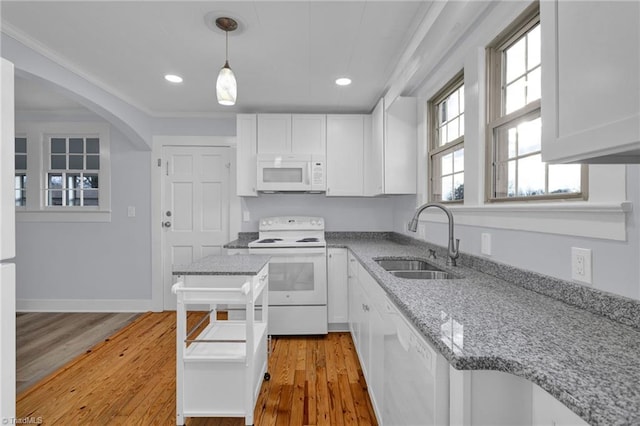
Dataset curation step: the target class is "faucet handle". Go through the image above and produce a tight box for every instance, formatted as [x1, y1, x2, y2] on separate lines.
[428, 249, 437, 259]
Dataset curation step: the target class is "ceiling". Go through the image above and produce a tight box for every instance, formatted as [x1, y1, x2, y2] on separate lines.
[1, 1, 431, 117]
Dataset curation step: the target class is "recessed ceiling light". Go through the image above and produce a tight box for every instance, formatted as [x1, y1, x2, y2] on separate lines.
[164, 74, 183, 84]
[335, 77, 352, 86]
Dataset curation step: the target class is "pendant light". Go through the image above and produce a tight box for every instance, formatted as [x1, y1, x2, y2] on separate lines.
[215, 17, 238, 106]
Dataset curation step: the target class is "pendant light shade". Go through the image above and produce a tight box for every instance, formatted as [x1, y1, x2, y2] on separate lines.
[215, 17, 238, 106]
[217, 61, 236, 106]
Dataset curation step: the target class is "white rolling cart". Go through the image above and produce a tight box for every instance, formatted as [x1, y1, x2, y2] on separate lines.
[172, 255, 271, 426]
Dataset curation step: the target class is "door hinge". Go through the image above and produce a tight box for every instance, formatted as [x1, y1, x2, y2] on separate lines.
[157, 158, 161, 167]
[166, 161, 169, 176]
[225, 162, 231, 169]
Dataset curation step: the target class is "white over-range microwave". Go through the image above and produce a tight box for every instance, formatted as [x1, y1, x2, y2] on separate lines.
[256, 154, 325, 192]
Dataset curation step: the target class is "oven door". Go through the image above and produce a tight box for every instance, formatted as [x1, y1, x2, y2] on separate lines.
[250, 247, 327, 305]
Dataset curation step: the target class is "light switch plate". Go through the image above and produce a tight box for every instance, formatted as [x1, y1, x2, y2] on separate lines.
[127, 206, 135, 217]
[243, 210, 251, 222]
[481, 233, 491, 256]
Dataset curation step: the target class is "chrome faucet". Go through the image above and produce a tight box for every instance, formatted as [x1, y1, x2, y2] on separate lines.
[408, 202, 460, 266]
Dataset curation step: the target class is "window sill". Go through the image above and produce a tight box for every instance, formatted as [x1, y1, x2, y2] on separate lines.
[416, 201, 632, 241]
[17, 209, 112, 223]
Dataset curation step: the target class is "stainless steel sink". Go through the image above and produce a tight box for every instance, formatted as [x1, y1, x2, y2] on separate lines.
[375, 257, 454, 279]
[375, 258, 444, 272]
[390, 270, 452, 280]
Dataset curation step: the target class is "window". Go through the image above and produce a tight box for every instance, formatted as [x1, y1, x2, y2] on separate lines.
[429, 73, 464, 202]
[15, 136, 27, 207]
[45, 135, 100, 207]
[486, 7, 585, 201]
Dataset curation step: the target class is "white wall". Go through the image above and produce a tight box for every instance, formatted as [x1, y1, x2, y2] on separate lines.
[241, 194, 401, 232]
[15, 121, 153, 310]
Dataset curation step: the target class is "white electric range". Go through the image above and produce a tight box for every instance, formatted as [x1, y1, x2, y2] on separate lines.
[247, 216, 328, 335]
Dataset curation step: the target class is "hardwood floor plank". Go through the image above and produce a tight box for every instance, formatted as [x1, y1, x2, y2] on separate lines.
[17, 314, 376, 426]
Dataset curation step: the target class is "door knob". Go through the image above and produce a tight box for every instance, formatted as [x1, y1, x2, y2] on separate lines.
[163, 221, 172, 228]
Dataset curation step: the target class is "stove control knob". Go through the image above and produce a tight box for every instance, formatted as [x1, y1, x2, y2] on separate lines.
[261, 220, 266, 226]
[311, 220, 316, 225]
[317, 220, 323, 226]
[267, 220, 273, 225]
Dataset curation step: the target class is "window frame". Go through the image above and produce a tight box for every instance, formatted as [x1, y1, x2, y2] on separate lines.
[15, 122, 111, 222]
[14, 135, 27, 209]
[485, 5, 588, 203]
[429, 72, 465, 204]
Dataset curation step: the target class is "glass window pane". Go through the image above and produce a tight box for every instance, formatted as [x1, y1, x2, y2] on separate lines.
[505, 37, 526, 83]
[51, 138, 66, 153]
[15, 137, 27, 153]
[48, 174, 63, 189]
[458, 86, 465, 114]
[505, 77, 526, 114]
[507, 160, 516, 197]
[83, 189, 99, 206]
[448, 92, 459, 117]
[517, 117, 541, 156]
[447, 118, 460, 143]
[69, 155, 83, 170]
[69, 138, 84, 153]
[439, 125, 447, 147]
[527, 67, 541, 103]
[517, 154, 545, 196]
[441, 152, 453, 175]
[66, 190, 81, 206]
[51, 155, 66, 170]
[48, 190, 63, 206]
[83, 174, 99, 189]
[453, 173, 464, 200]
[440, 102, 447, 124]
[67, 174, 82, 189]
[86, 155, 100, 170]
[15, 155, 26, 170]
[86, 138, 100, 154]
[453, 148, 464, 173]
[549, 164, 581, 194]
[508, 128, 517, 158]
[459, 114, 465, 138]
[527, 24, 541, 69]
[441, 175, 453, 201]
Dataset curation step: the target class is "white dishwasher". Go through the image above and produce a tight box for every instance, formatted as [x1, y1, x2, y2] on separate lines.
[382, 297, 449, 425]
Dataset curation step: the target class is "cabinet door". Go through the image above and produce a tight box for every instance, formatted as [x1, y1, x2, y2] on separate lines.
[532, 384, 588, 426]
[326, 115, 365, 196]
[292, 114, 326, 155]
[236, 114, 258, 197]
[327, 248, 348, 325]
[365, 98, 384, 196]
[348, 268, 361, 349]
[385, 97, 417, 193]
[257, 114, 292, 153]
[541, 1, 640, 163]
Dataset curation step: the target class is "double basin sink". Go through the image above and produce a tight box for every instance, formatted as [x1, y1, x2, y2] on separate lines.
[375, 258, 453, 280]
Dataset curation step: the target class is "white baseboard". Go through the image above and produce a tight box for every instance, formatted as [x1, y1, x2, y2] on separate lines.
[17, 298, 153, 313]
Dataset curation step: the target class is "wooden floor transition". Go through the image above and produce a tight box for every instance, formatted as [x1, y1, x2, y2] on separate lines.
[16, 312, 140, 393]
[17, 311, 378, 425]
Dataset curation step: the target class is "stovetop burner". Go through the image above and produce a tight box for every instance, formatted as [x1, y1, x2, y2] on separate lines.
[296, 237, 319, 243]
[256, 238, 283, 244]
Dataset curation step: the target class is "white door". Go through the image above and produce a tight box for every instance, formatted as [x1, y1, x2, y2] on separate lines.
[162, 146, 230, 310]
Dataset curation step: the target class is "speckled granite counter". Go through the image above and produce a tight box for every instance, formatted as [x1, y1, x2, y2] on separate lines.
[325, 235, 640, 426]
[173, 254, 270, 276]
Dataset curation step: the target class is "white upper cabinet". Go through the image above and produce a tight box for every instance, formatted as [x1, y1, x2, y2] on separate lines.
[236, 114, 258, 197]
[541, 0, 640, 163]
[326, 115, 368, 196]
[256, 114, 326, 156]
[365, 97, 417, 195]
[292, 114, 326, 155]
[257, 114, 292, 153]
[365, 98, 385, 196]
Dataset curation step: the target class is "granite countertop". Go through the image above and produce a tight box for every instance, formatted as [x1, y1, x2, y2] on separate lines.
[172, 254, 270, 276]
[326, 235, 640, 426]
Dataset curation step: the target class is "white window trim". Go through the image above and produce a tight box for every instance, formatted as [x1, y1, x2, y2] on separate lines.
[15, 122, 111, 222]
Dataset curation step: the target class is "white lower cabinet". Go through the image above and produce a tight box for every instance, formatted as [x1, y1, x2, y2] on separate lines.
[348, 254, 448, 425]
[327, 248, 348, 330]
[449, 368, 588, 426]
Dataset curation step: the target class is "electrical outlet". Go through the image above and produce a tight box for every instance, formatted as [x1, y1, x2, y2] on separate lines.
[243, 210, 251, 222]
[571, 247, 592, 284]
[127, 206, 136, 217]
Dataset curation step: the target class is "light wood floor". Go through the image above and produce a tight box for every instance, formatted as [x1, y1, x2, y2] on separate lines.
[16, 312, 140, 393]
[17, 312, 378, 425]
